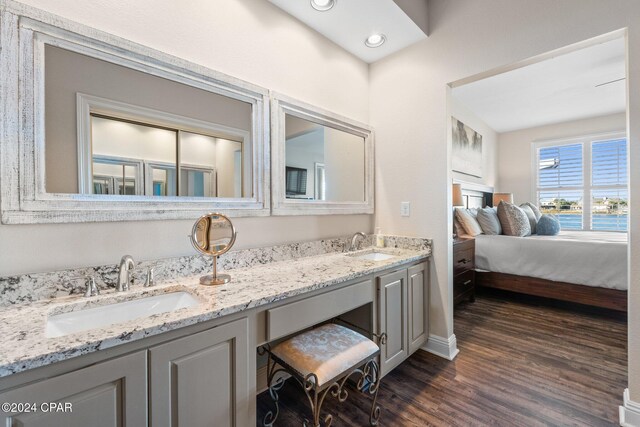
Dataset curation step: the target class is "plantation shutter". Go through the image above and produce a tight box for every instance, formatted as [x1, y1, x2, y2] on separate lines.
[591, 138, 628, 231]
[537, 143, 584, 230]
[538, 144, 583, 189]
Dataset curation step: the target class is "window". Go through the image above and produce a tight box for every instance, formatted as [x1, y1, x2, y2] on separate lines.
[76, 94, 250, 199]
[534, 133, 627, 232]
[285, 166, 308, 196]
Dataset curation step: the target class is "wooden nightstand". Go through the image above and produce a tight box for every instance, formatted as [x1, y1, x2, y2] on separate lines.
[453, 237, 475, 305]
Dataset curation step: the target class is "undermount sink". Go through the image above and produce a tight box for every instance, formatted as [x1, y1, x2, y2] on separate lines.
[45, 291, 200, 338]
[348, 251, 396, 261]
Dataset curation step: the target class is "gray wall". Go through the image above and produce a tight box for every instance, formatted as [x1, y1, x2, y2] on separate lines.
[45, 45, 252, 193]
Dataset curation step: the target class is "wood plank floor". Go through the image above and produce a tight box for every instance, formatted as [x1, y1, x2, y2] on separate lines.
[256, 289, 627, 426]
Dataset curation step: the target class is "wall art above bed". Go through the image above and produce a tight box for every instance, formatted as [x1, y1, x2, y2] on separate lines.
[452, 117, 483, 178]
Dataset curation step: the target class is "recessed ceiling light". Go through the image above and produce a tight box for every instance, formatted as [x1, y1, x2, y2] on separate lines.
[310, 0, 335, 12]
[365, 34, 386, 48]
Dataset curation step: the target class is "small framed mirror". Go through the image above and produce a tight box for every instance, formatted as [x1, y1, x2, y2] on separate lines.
[271, 93, 374, 215]
[190, 213, 237, 285]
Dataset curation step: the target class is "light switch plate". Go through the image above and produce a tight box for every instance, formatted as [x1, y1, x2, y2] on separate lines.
[400, 201, 411, 217]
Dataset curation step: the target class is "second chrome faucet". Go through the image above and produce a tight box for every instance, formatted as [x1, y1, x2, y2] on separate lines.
[348, 232, 367, 252]
[117, 255, 135, 292]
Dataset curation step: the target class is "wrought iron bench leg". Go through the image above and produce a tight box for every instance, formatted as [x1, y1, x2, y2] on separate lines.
[359, 359, 381, 426]
[260, 346, 288, 427]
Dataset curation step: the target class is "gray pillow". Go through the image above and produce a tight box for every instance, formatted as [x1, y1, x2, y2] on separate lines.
[519, 204, 538, 234]
[476, 207, 502, 235]
[497, 201, 531, 237]
[522, 201, 542, 221]
[455, 208, 483, 237]
[537, 214, 561, 235]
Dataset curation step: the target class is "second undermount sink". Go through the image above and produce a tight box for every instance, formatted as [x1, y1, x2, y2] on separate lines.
[347, 251, 396, 261]
[45, 291, 200, 338]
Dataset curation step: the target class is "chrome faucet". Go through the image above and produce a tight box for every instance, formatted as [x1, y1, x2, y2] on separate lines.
[348, 232, 367, 252]
[84, 276, 100, 297]
[117, 255, 135, 292]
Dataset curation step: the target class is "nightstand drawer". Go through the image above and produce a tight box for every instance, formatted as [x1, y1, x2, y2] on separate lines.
[454, 270, 475, 290]
[454, 270, 475, 304]
[454, 247, 474, 274]
[453, 237, 476, 306]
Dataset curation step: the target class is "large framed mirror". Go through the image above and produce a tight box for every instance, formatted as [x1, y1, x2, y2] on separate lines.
[0, 6, 269, 223]
[271, 93, 374, 215]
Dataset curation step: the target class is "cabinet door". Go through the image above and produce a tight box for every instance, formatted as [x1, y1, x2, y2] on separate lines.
[408, 263, 429, 354]
[149, 317, 250, 427]
[377, 269, 408, 377]
[0, 351, 147, 427]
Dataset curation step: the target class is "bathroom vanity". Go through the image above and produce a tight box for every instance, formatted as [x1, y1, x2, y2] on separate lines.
[0, 238, 430, 426]
[0, 4, 431, 426]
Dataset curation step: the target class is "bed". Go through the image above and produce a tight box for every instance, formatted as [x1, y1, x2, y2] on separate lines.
[455, 185, 628, 311]
[475, 230, 628, 311]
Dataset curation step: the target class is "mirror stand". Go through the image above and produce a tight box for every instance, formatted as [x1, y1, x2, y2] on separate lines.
[200, 255, 231, 286]
[190, 212, 237, 286]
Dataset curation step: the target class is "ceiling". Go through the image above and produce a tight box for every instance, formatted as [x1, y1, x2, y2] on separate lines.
[267, 0, 427, 63]
[451, 38, 626, 133]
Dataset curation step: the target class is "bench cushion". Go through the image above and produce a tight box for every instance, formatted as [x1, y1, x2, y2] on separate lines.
[271, 323, 379, 388]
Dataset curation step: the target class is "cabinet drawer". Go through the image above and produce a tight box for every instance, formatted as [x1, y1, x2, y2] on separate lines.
[454, 270, 475, 292]
[0, 351, 147, 427]
[267, 279, 373, 341]
[454, 247, 474, 274]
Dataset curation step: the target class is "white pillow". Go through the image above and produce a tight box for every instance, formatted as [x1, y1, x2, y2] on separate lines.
[519, 204, 538, 234]
[455, 208, 483, 237]
[476, 207, 502, 235]
[521, 201, 542, 221]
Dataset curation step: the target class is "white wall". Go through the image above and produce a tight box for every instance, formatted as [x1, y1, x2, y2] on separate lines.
[369, 0, 640, 403]
[450, 96, 498, 188]
[498, 113, 626, 204]
[324, 127, 366, 202]
[0, 0, 372, 276]
[92, 117, 178, 164]
[215, 139, 243, 198]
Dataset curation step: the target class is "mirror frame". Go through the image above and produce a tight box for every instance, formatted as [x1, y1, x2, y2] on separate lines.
[270, 92, 374, 216]
[0, 3, 270, 224]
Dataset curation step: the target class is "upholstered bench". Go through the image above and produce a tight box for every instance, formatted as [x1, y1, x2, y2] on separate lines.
[259, 323, 383, 427]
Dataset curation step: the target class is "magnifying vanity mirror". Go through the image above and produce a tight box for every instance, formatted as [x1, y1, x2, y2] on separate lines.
[271, 93, 374, 216]
[190, 213, 237, 286]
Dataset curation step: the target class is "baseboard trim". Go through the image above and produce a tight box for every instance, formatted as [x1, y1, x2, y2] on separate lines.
[421, 333, 459, 360]
[620, 389, 640, 426]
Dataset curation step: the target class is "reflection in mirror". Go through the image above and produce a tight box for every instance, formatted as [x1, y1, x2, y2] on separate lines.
[1, 9, 271, 224]
[44, 45, 252, 199]
[191, 213, 237, 286]
[285, 114, 365, 202]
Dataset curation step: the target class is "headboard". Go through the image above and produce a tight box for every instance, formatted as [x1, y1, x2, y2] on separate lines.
[458, 183, 494, 209]
[454, 181, 494, 236]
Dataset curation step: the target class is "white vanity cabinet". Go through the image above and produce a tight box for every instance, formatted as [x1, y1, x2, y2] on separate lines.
[378, 262, 429, 377]
[0, 318, 250, 427]
[149, 317, 250, 427]
[0, 351, 147, 427]
[0, 258, 430, 426]
[408, 263, 429, 354]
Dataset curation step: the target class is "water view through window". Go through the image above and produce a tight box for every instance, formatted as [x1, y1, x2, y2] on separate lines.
[537, 137, 627, 231]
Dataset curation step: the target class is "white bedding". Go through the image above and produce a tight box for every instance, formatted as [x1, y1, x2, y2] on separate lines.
[475, 231, 628, 290]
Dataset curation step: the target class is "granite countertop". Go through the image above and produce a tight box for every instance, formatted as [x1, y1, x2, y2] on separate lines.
[0, 246, 430, 377]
